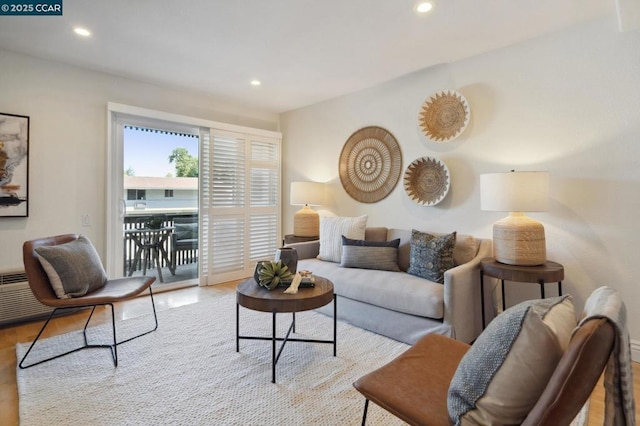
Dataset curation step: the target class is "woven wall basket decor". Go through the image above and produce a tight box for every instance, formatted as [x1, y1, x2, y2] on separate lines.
[339, 126, 402, 203]
[403, 156, 450, 206]
[418, 90, 470, 143]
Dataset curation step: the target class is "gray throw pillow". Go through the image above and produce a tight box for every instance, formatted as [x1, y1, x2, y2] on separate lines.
[407, 230, 456, 284]
[340, 236, 401, 271]
[35, 236, 108, 299]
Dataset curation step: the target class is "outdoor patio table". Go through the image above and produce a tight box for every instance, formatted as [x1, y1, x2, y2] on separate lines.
[125, 227, 174, 282]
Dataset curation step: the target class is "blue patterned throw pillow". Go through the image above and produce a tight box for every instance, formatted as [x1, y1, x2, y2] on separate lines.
[406, 230, 456, 284]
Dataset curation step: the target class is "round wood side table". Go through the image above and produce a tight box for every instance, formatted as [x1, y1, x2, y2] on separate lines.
[479, 258, 564, 329]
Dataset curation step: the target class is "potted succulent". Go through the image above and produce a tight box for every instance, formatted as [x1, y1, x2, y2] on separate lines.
[254, 260, 294, 290]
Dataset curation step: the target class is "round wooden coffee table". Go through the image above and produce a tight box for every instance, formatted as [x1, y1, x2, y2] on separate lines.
[236, 276, 336, 383]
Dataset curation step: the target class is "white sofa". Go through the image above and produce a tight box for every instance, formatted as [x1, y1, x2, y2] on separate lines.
[287, 227, 492, 345]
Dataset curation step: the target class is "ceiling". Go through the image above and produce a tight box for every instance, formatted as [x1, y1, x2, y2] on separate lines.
[0, 0, 615, 113]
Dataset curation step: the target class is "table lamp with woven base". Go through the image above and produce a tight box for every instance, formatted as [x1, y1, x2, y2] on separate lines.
[481, 171, 549, 266]
[290, 182, 325, 237]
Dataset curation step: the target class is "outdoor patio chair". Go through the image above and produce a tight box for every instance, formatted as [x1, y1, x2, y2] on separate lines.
[171, 217, 198, 270]
[20, 233, 158, 369]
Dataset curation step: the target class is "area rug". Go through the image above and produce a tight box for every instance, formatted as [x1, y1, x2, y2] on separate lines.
[16, 293, 410, 425]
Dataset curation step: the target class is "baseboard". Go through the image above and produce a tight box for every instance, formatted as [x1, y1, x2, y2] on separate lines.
[631, 339, 640, 362]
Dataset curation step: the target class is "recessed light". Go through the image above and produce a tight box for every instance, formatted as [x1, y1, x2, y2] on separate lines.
[73, 27, 91, 37]
[250, 80, 261, 86]
[415, 2, 433, 14]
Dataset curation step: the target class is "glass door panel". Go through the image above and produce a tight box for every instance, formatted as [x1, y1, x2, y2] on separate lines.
[122, 125, 199, 287]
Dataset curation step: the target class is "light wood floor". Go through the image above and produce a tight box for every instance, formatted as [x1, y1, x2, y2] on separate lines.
[1, 282, 638, 425]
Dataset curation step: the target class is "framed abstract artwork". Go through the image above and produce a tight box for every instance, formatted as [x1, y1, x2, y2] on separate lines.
[0, 112, 29, 217]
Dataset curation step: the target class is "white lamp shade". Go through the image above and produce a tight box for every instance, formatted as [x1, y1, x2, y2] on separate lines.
[480, 171, 549, 212]
[290, 182, 325, 206]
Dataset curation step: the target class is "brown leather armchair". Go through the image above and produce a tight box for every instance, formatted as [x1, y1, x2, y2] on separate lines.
[20, 234, 158, 369]
[354, 317, 614, 425]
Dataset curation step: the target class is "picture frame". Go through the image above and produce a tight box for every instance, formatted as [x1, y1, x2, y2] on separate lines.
[0, 112, 29, 217]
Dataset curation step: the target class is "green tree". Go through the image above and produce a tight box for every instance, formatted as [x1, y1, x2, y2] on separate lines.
[125, 166, 135, 176]
[169, 148, 198, 177]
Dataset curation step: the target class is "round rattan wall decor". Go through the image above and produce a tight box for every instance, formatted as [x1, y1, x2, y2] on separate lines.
[403, 156, 450, 206]
[418, 90, 470, 143]
[339, 126, 402, 203]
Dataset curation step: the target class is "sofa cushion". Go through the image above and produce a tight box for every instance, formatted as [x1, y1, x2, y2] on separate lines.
[448, 295, 575, 425]
[34, 236, 108, 299]
[299, 258, 444, 319]
[364, 227, 388, 242]
[317, 215, 367, 263]
[407, 230, 456, 284]
[340, 236, 401, 271]
[452, 234, 478, 266]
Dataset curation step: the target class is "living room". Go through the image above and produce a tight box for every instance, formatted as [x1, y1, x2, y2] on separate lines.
[0, 1, 639, 424]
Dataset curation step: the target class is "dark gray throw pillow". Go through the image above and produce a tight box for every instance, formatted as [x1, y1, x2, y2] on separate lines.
[407, 230, 456, 284]
[340, 236, 401, 271]
[35, 235, 108, 299]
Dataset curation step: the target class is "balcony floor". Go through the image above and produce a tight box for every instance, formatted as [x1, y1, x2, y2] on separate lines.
[127, 262, 198, 286]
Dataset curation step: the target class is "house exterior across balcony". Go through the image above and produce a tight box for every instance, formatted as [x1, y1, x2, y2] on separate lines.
[124, 176, 198, 216]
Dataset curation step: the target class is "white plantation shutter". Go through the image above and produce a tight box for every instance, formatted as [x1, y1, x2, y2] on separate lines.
[250, 213, 278, 261]
[212, 216, 245, 273]
[201, 129, 281, 285]
[251, 167, 277, 206]
[212, 134, 246, 208]
[199, 129, 211, 284]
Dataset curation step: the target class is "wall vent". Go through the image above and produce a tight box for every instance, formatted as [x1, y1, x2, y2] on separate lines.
[1, 270, 28, 285]
[0, 269, 54, 325]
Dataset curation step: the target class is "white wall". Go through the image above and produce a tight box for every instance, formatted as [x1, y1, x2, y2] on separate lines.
[281, 18, 640, 348]
[0, 48, 279, 270]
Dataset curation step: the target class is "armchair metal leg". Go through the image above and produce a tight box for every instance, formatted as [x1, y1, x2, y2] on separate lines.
[18, 307, 69, 369]
[361, 399, 369, 426]
[116, 286, 158, 346]
[19, 287, 158, 369]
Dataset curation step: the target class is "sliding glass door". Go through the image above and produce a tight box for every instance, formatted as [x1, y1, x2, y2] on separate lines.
[107, 110, 201, 289]
[107, 104, 282, 288]
[122, 125, 199, 287]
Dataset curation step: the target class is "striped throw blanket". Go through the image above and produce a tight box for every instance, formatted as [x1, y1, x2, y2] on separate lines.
[580, 286, 636, 426]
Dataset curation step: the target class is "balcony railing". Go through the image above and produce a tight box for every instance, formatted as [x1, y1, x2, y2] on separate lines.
[123, 213, 198, 276]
